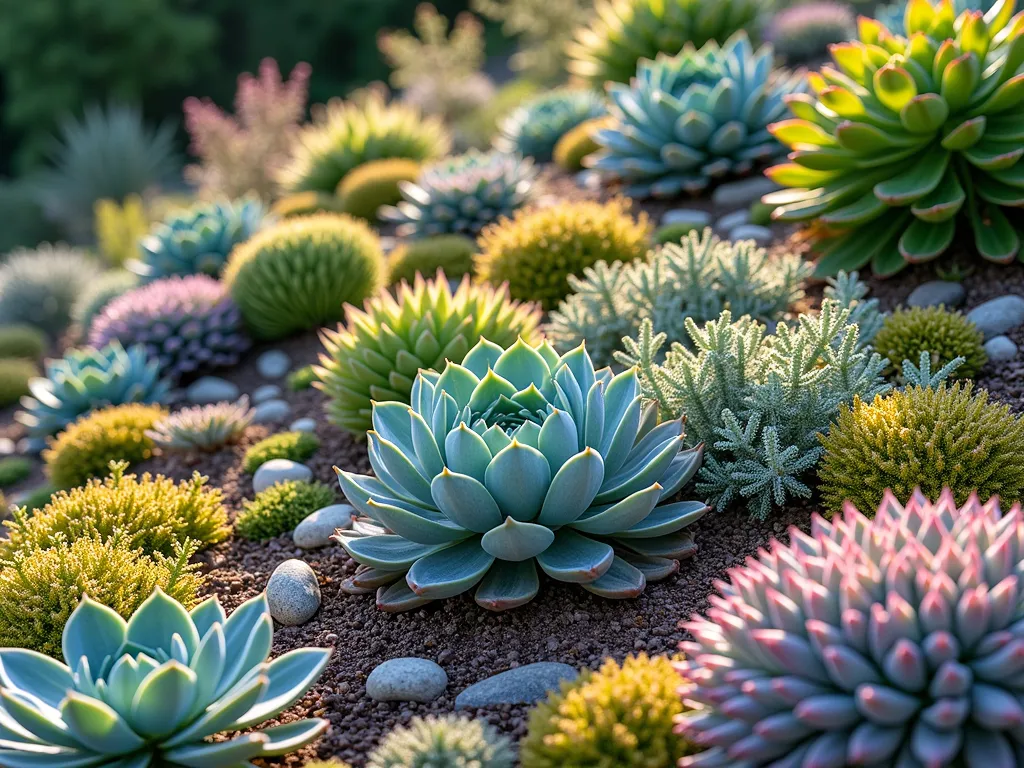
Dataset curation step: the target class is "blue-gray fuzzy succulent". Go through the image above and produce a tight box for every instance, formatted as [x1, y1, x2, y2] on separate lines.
[133, 197, 267, 281]
[495, 88, 608, 162]
[334, 337, 708, 612]
[16, 342, 171, 440]
[381, 151, 537, 238]
[0, 587, 330, 767]
[146, 398, 254, 452]
[589, 33, 805, 198]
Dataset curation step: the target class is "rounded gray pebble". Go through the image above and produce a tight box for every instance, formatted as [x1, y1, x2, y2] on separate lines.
[366, 658, 448, 703]
[186, 377, 239, 405]
[661, 208, 711, 228]
[716, 209, 750, 233]
[253, 459, 313, 494]
[906, 280, 966, 309]
[289, 417, 317, 433]
[257, 350, 291, 379]
[966, 295, 1024, 340]
[984, 335, 1018, 363]
[455, 662, 578, 709]
[251, 384, 282, 404]
[729, 224, 773, 244]
[293, 504, 354, 549]
[266, 559, 320, 625]
[253, 399, 291, 424]
[711, 177, 780, 207]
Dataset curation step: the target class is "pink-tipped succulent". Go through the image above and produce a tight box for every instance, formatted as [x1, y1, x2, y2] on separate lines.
[678, 489, 1024, 767]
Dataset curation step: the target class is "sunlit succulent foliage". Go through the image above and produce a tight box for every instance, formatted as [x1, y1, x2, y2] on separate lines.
[337, 157, 422, 221]
[0, 244, 100, 338]
[875, 0, 999, 32]
[553, 116, 613, 171]
[382, 150, 537, 238]
[567, 0, 762, 86]
[236, 480, 337, 540]
[765, 0, 1024, 275]
[335, 337, 708, 612]
[678, 489, 1024, 767]
[495, 88, 608, 162]
[316, 272, 540, 434]
[147, 398, 255, 452]
[590, 34, 805, 198]
[243, 430, 321, 473]
[16, 342, 171, 440]
[874, 304, 988, 379]
[767, 1, 857, 63]
[386, 234, 478, 286]
[369, 715, 515, 768]
[0, 587, 330, 765]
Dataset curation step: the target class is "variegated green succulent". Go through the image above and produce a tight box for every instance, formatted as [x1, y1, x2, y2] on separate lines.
[765, 0, 1024, 275]
[0, 587, 330, 767]
[334, 337, 708, 612]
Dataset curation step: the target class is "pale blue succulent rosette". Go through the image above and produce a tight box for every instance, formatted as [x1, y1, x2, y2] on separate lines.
[334, 337, 709, 612]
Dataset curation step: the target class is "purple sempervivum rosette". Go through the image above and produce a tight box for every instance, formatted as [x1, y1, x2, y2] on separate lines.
[89, 275, 250, 382]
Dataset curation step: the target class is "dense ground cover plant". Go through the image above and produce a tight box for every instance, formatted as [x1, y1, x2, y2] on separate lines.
[277, 88, 452, 194]
[16, 342, 171, 440]
[94, 195, 149, 266]
[0, 588, 330, 764]
[765, 0, 1024, 274]
[520, 654, 691, 766]
[874, 305, 987, 379]
[43, 403, 167, 489]
[386, 234, 478, 285]
[383, 150, 537, 238]
[475, 198, 651, 309]
[819, 381, 1024, 513]
[335, 337, 708, 611]
[224, 213, 385, 340]
[236, 480, 337, 540]
[567, 0, 761, 85]
[70, 270, 139, 337]
[369, 715, 514, 767]
[316, 272, 541, 434]
[0, 245, 100, 338]
[243, 430, 321, 473]
[0, 359, 37, 407]
[337, 158, 422, 220]
[0, 457, 31, 488]
[0, 325, 47, 360]
[590, 34, 805, 198]
[546, 229, 811, 367]
[495, 88, 608, 162]
[147, 398, 254, 452]
[766, 1, 856, 63]
[678, 489, 1024, 767]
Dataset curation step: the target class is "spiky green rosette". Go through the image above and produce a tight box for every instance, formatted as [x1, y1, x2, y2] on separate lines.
[495, 89, 608, 163]
[333, 337, 708, 612]
[316, 273, 541, 435]
[567, 0, 762, 86]
[765, 0, 1024, 275]
[134, 197, 267, 281]
[678, 489, 1024, 767]
[381, 151, 537, 238]
[146, 398, 255, 452]
[16, 342, 171, 440]
[590, 34, 805, 198]
[0, 588, 330, 767]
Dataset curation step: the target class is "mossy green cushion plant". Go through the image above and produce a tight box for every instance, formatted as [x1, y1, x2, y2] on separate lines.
[818, 382, 1024, 514]
[475, 198, 651, 310]
[0, 324, 46, 360]
[0, 457, 31, 488]
[224, 213, 385, 340]
[337, 157, 422, 220]
[519, 654, 694, 767]
[235, 479, 337, 540]
[0, 357, 37, 407]
[270, 191, 349, 219]
[368, 715, 514, 768]
[243, 431, 321, 473]
[387, 234, 478, 286]
[874, 304, 987, 379]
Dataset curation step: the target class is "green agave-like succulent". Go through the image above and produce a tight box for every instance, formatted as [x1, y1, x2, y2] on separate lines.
[0, 587, 330, 767]
[146, 398, 255, 452]
[333, 337, 708, 612]
[765, 0, 1024, 275]
[590, 33, 806, 198]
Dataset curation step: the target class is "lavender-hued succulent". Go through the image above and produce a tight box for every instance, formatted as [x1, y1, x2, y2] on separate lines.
[89, 275, 251, 382]
[677, 489, 1024, 767]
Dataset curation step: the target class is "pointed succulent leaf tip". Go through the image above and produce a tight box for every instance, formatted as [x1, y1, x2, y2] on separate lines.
[63, 595, 128, 677]
[124, 588, 200, 661]
[481, 517, 556, 561]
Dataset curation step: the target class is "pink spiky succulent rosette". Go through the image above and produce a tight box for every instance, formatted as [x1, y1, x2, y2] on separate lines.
[677, 488, 1024, 767]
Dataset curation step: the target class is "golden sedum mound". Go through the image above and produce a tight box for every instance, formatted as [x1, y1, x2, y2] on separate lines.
[874, 305, 987, 379]
[519, 654, 694, 767]
[337, 157, 421, 220]
[818, 383, 1024, 515]
[475, 198, 650, 310]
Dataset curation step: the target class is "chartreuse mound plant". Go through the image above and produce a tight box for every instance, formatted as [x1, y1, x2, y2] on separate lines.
[236, 480, 337, 540]
[0, 358, 37, 407]
[288, 364, 318, 391]
[677, 489, 1024, 767]
[270, 191, 347, 219]
[0, 457, 31, 488]
[590, 34, 805, 198]
[335, 337, 708, 612]
[819, 381, 1024, 514]
[316, 272, 540, 434]
[520, 654, 692, 767]
[0, 244, 100, 338]
[95, 195, 150, 266]
[0, 324, 46, 360]
[387, 234, 478, 285]
[0, 587, 330, 764]
[495, 88, 608, 162]
[337, 157, 422, 220]
[147, 398, 255, 453]
[224, 213, 385, 340]
[243, 431, 321, 473]
[553, 116, 613, 171]
[16, 342, 171, 440]
[369, 715, 514, 768]
[876, 0, 1000, 34]
[765, 0, 1024, 275]
[476, 199, 651, 310]
[567, 0, 762, 86]
[874, 304, 987, 379]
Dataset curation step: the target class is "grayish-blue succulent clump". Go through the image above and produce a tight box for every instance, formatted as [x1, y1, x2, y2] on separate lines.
[16, 341, 171, 440]
[334, 336, 708, 612]
[589, 33, 805, 198]
[0, 588, 330, 767]
[381, 150, 537, 238]
[495, 88, 608, 162]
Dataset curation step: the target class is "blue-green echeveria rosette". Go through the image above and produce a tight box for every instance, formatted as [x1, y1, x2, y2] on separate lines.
[0, 588, 331, 767]
[333, 337, 709, 612]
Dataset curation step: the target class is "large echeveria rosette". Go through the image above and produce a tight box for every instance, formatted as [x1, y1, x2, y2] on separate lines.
[765, 0, 1024, 276]
[333, 337, 708, 612]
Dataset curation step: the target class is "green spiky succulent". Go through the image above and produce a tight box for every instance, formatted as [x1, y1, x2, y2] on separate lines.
[369, 715, 515, 768]
[316, 272, 541, 435]
[495, 88, 608, 162]
[386, 234, 478, 286]
[334, 337, 708, 612]
[765, 0, 1024, 275]
[0, 244, 101, 338]
[382, 150, 537, 238]
[0, 587, 330, 766]
[146, 398, 255, 452]
[337, 157, 422, 220]
[134, 197, 267, 281]
[874, 304, 987, 379]
[567, 0, 762, 86]
[875, 0, 999, 31]
[590, 34, 806, 198]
